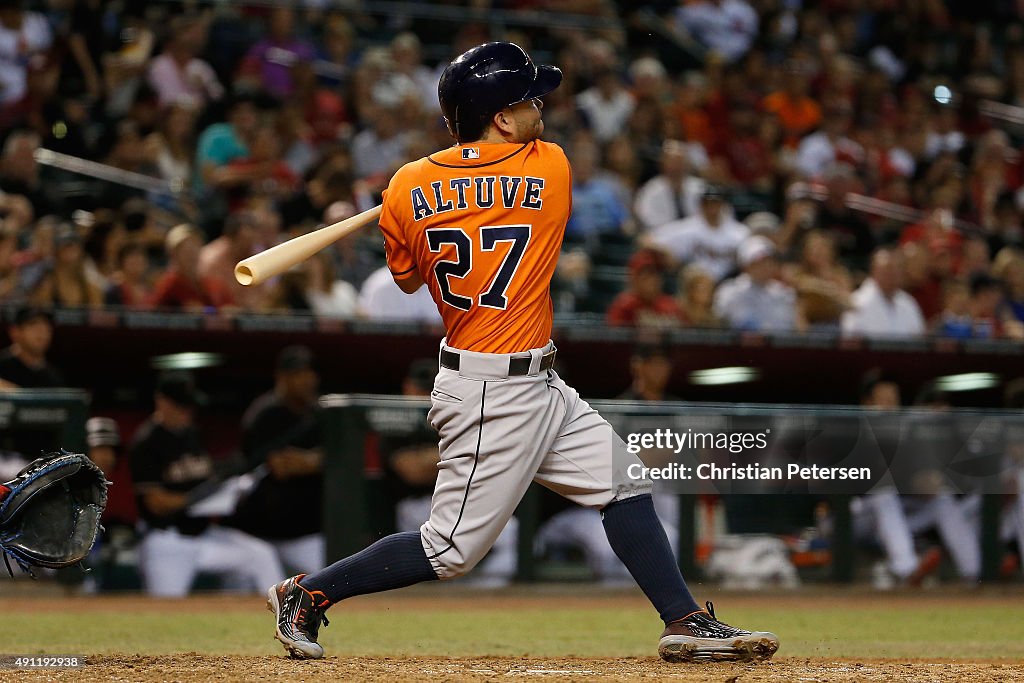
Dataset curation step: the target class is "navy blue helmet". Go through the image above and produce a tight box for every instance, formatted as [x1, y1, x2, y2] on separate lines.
[438, 42, 562, 143]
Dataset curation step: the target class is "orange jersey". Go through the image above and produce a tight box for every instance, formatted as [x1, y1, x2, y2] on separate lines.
[379, 140, 571, 353]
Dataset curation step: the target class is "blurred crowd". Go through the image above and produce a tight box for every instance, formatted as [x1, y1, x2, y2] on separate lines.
[0, 1, 1023, 340]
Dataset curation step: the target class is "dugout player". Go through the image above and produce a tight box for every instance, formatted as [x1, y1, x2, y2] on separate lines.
[131, 371, 284, 597]
[232, 345, 326, 574]
[0, 306, 66, 459]
[267, 42, 779, 663]
[0, 305, 64, 390]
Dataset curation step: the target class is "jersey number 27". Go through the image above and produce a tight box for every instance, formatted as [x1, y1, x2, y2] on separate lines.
[426, 225, 531, 311]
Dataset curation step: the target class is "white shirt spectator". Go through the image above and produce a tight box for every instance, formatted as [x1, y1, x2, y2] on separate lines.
[677, 0, 758, 63]
[841, 278, 926, 339]
[0, 11, 52, 105]
[925, 130, 966, 160]
[576, 87, 635, 143]
[309, 280, 358, 319]
[713, 274, 797, 332]
[647, 215, 749, 282]
[634, 174, 708, 231]
[795, 132, 864, 179]
[357, 266, 441, 323]
[351, 129, 410, 180]
[885, 147, 916, 178]
[148, 53, 224, 108]
[408, 65, 440, 113]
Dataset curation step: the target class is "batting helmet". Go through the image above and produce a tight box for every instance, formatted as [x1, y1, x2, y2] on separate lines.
[438, 42, 562, 143]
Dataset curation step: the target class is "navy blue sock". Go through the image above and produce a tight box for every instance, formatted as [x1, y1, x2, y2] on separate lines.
[299, 531, 438, 605]
[601, 494, 701, 624]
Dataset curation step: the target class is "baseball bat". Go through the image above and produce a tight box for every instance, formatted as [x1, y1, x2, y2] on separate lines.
[234, 204, 383, 286]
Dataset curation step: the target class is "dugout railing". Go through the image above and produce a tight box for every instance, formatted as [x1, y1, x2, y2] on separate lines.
[320, 394, 1014, 584]
[0, 388, 90, 459]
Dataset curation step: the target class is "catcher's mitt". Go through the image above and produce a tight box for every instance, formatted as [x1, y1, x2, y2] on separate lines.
[0, 450, 109, 577]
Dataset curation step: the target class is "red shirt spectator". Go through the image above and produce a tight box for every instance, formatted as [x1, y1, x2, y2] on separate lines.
[224, 125, 300, 211]
[149, 224, 235, 310]
[719, 101, 772, 188]
[607, 250, 684, 328]
[150, 270, 234, 309]
[900, 211, 964, 266]
[904, 238, 957, 322]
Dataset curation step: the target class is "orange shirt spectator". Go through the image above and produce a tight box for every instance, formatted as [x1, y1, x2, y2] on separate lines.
[672, 104, 714, 150]
[673, 72, 716, 150]
[762, 92, 821, 147]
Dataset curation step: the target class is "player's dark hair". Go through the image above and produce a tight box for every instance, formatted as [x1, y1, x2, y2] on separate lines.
[859, 367, 899, 403]
[969, 272, 1000, 297]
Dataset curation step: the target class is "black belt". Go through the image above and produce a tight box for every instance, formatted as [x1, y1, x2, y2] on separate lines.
[440, 348, 556, 376]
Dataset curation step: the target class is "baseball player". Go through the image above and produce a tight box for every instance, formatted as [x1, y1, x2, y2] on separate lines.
[266, 42, 779, 663]
[131, 371, 285, 597]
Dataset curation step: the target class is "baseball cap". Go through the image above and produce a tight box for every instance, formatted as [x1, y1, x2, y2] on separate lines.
[86, 416, 121, 448]
[744, 211, 781, 235]
[276, 345, 314, 373]
[12, 305, 53, 326]
[738, 235, 777, 268]
[155, 371, 205, 407]
[165, 224, 203, 254]
[628, 248, 667, 275]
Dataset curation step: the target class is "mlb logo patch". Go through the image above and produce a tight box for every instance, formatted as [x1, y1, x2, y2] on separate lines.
[462, 147, 480, 160]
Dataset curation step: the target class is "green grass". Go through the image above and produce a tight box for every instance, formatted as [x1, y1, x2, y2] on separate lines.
[2, 600, 1023, 660]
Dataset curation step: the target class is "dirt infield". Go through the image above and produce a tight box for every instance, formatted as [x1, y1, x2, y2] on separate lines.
[4, 587, 1024, 681]
[12, 654, 1024, 683]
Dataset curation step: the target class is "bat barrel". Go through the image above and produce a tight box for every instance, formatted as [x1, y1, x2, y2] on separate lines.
[235, 264, 256, 286]
[234, 205, 382, 286]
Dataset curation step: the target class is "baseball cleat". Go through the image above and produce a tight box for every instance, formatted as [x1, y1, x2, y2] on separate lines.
[266, 574, 331, 659]
[658, 601, 779, 663]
